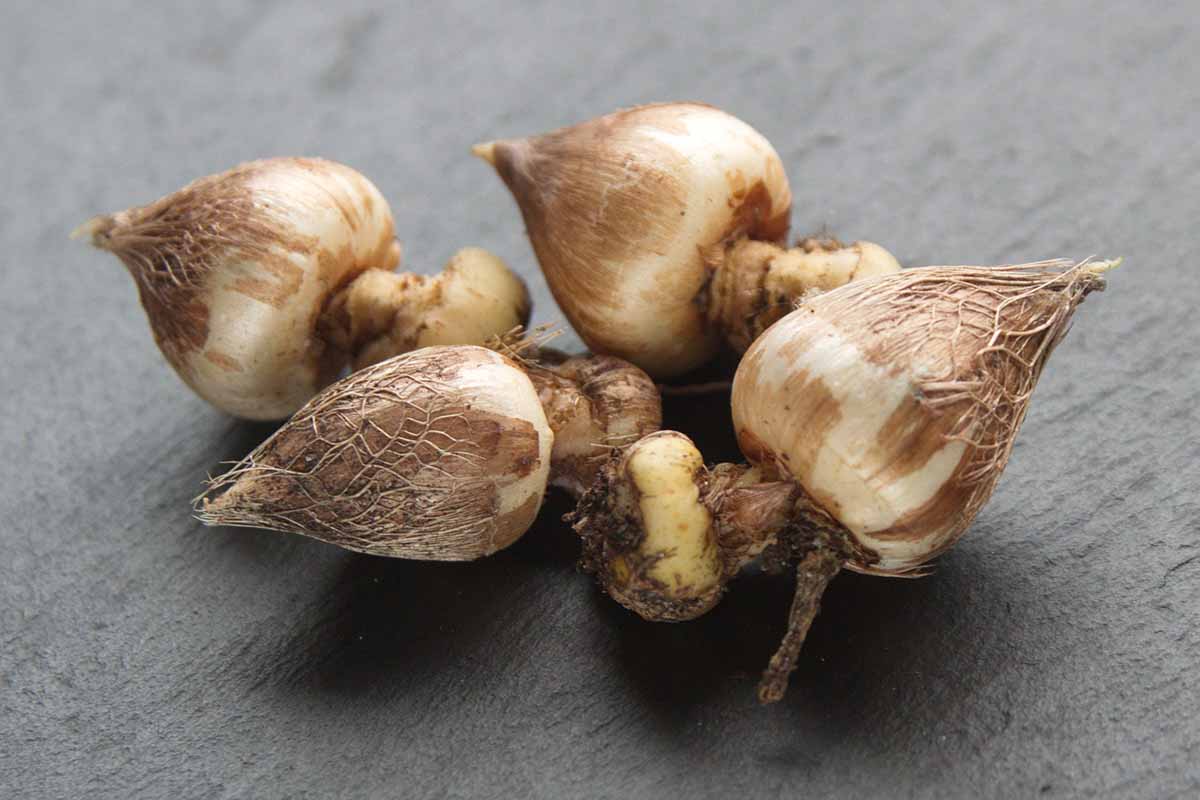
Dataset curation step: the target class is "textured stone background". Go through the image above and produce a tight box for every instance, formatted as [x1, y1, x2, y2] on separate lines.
[3, 1, 1198, 797]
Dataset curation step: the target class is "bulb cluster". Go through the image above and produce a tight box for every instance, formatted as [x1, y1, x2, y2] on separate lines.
[571, 258, 1116, 701]
[81, 103, 1118, 704]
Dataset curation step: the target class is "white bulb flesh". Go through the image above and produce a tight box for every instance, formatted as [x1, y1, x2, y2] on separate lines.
[448, 349, 554, 529]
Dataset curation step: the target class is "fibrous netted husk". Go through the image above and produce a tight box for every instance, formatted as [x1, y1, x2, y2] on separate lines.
[77, 158, 401, 419]
[824, 259, 1108, 489]
[196, 346, 552, 560]
[734, 259, 1114, 572]
[84, 163, 288, 286]
[80, 159, 393, 366]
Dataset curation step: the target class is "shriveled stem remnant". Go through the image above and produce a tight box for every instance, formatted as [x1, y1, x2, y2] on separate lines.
[318, 247, 530, 371]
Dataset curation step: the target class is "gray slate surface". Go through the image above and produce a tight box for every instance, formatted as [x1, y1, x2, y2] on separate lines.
[3, 1, 1198, 798]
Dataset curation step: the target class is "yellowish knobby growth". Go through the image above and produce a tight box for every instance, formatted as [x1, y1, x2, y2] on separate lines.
[614, 432, 722, 603]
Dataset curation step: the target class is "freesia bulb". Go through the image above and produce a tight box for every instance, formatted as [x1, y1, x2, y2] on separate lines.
[732, 260, 1115, 572]
[78, 158, 530, 419]
[475, 102, 793, 376]
[199, 346, 553, 559]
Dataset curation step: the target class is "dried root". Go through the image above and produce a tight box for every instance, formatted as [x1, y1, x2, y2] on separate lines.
[757, 550, 842, 703]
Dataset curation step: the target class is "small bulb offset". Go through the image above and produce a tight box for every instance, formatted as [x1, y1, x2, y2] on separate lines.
[197, 342, 661, 560]
[474, 103, 900, 376]
[572, 258, 1118, 702]
[76, 158, 530, 420]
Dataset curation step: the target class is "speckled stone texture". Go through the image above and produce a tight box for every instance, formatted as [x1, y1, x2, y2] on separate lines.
[3, 2, 1197, 798]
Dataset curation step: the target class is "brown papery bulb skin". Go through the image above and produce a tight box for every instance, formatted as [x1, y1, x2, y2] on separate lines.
[198, 346, 553, 560]
[198, 341, 662, 560]
[732, 260, 1114, 573]
[77, 159, 530, 420]
[474, 102, 793, 377]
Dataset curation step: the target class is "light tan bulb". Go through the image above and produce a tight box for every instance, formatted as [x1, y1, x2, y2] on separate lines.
[475, 102, 900, 377]
[198, 343, 661, 560]
[732, 259, 1116, 573]
[77, 158, 530, 419]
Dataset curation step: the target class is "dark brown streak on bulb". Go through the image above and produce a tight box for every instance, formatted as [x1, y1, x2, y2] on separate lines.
[722, 174, 792, 244]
